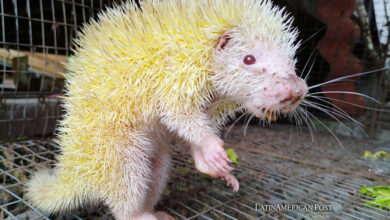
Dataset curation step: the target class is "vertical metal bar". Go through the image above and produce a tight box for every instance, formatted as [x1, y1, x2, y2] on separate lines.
[81, 0, 86, 23]
[61, 0, 69, 56]
[1, 0, 6, 95]
[39, 0, 49, 136]
[42, 100, 49, 136]
[50, 0, 58, 93]
[71, 0, 78, 52]
[24, 0, 34, 138]
[26, 0, 33, 94]
[10, 0, 20, 137]
[90, 0, 94, 19]
[51, 0, 61, 135]
[39, 0, 46, 92]
[12, 0, 20, 96]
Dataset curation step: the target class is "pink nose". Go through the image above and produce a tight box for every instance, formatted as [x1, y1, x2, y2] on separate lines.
[278, 75, 307, 103]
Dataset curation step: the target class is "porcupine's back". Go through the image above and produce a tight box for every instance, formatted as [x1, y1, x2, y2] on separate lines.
[61, 0, 294, 138]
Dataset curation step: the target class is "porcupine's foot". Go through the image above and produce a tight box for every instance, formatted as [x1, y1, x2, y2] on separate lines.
[191, 134, 239, 192]
[155, 211, 175, 220]
[133, 212, 174, 220]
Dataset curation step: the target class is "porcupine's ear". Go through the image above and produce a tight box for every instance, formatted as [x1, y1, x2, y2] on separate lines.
[215, 30, 234, 52]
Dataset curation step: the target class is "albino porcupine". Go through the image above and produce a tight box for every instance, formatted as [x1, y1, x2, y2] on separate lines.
[26, 0, 306, 219]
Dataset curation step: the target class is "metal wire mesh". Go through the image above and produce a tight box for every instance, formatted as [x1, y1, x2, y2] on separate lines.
[0, 0, 123, 139]
[1, 125, 390, 219]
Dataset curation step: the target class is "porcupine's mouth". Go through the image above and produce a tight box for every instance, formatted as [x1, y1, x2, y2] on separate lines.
[252, 96, 305, 122]
[254, 110, 280, 122]
[264, 111, 277, 121]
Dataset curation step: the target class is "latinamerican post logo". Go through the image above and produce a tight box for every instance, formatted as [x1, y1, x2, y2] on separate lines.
[255, 200, 333, 213]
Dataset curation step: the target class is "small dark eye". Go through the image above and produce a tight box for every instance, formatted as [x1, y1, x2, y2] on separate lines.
[243, 55, 256, 65]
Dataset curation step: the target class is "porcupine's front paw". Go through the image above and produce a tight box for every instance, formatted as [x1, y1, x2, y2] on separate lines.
[192, 134, 239, 192]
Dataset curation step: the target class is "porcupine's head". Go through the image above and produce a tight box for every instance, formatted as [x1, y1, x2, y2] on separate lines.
[209, 0, 307, 119]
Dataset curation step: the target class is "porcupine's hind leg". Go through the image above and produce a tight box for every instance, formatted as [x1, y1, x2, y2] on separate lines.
[143, 127, 173, 219]
[142, 148, 173, 220]
[105, 129, 173, 220]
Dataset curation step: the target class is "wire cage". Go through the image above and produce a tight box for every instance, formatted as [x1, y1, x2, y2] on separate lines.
[0, 0, 390, 219]
[0, 0, 124, 140]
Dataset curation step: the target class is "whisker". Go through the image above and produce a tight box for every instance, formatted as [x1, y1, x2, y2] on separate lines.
[308, 94, 390, 113]
[308, 67, 390, 90]
[288, 123, 294, 144]
[307, 91, 381, 104]
[303, 98, 367, 138]
[304, 49, 318, 81]
[293, 109, 305, 135]
[297, 26, 326, 53]
[243, 114, 255, 136]
[302, 100, 343, 119]
[301, 102, 355, 133]
[303, 98, 364, 127]
[296, 106, 316, 142]
[293, 109, 303, 126]
[320, 79, 359, 84]
[299, 105, 317, 132]
[305, 111, 346, 150]
[304, 109, 318, 138]
[302, 101, 361, 137]
[295, 107, 315, 142]
[223, 112, 247, 139]
[300, 46, 317, 78]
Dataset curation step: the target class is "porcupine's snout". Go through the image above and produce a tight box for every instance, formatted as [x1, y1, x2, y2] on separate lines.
[245, 73, 308, 116]
[275, 74, 307, 109]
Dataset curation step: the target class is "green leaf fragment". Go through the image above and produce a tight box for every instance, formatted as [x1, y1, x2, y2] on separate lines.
[363, 151, 373, 160]
[373, 151, 389, 161]
[359, 186, 390, 209]
[363, 150, 389, 161]
[226, 148, 239, 165]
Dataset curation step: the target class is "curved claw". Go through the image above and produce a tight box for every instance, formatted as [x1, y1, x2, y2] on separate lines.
[221, 173, 239, 192]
